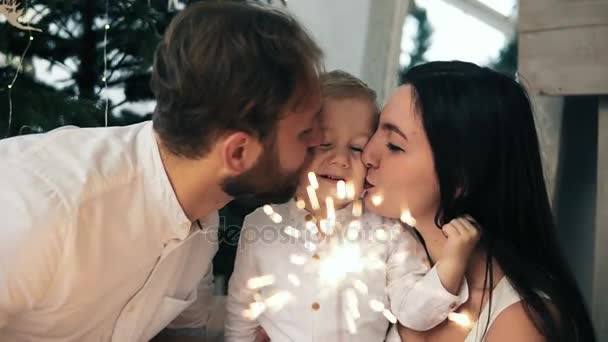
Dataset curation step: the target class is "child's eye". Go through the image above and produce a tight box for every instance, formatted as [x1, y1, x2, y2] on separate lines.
[386, 143, 404, 153]
[319, 143, 332, 149]
[350, 146, 364, 153]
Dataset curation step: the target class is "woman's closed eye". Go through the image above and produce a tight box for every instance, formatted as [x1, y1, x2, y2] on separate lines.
[386, 143, 404, 153]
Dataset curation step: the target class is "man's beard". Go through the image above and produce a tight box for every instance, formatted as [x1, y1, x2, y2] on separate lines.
[221, 143, 309, 208]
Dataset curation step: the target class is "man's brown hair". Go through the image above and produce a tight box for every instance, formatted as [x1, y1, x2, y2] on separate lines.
[151, 1, 323, 158]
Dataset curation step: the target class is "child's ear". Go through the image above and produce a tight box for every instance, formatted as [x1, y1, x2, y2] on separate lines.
[220, 132, 263, 175]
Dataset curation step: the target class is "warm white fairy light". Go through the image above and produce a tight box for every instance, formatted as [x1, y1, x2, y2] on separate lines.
[102, 0, 110, 126]
[308, 171, 319, 190]
[5, 18, 34, 137]
[296, 198, 306, 209]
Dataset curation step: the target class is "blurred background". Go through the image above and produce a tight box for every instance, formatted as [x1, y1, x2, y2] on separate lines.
[1, 0, 606, 339]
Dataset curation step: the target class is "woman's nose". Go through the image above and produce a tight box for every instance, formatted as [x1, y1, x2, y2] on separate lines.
[362, 142, 378, 169]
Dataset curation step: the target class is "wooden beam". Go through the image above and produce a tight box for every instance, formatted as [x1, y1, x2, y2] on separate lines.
[362, 0, 410, 103]
[441, 0, 515, 37]
[520, 1, 608, 33]
[519, 25, 608, 95]
[593, 96, 608, 341]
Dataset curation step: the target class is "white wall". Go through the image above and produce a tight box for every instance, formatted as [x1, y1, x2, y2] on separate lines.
[284, 0, 409, 103]
[285, 0, 371, 79]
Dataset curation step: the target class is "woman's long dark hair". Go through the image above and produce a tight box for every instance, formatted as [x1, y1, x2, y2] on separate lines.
[402, 61, 595, 341]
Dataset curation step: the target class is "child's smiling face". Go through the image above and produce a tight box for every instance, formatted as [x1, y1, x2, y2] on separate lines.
[298, 96, 376, 209]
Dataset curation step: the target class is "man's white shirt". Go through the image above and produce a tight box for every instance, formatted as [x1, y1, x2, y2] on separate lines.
[0, 122, 218, 341]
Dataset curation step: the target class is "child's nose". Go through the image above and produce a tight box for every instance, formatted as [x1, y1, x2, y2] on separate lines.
[330, 150, 350, 168]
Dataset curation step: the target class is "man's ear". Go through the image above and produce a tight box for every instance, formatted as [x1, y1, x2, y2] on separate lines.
[220, 132, 263, 175]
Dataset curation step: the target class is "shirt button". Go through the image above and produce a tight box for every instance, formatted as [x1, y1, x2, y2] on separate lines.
[312, 253, 320, 260]
[312, 302, 320, 311]
[305, 214, 313, 222]
[449, 303, 457, 310]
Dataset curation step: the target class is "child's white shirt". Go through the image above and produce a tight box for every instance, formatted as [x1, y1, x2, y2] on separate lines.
[225, 200, 468, 342]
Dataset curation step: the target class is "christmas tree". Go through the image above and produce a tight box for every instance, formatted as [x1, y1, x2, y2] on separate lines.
[1, 0, 281, 137]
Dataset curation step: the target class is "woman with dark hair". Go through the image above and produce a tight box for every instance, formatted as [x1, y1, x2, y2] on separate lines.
[362, 61, 595, 341]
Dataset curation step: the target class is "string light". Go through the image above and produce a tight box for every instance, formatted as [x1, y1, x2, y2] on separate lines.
[102, 0, 110, 126]
[4, 0, 35, 137]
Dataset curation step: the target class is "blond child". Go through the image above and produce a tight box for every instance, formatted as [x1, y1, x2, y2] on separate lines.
[225, 71, 475, 342]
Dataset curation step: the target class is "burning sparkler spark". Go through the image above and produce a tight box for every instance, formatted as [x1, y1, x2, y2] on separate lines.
[308, 172, 319, 190]
[371, 195, 383, 206]
[306, 185, 320, 210]
[400, 209, 417, 226]
[337, 180, 346, 199]
[247, 275, 275, 289]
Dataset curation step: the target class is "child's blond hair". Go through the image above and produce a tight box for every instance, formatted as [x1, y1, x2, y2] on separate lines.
[320, 70, 380, 116]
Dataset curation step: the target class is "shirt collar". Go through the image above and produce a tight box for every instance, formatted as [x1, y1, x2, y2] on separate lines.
[137, 122, 192, 241]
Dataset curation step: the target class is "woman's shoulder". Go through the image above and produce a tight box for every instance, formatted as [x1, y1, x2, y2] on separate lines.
[482, 301, 544, 342]
[472, 278, 544, 342]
